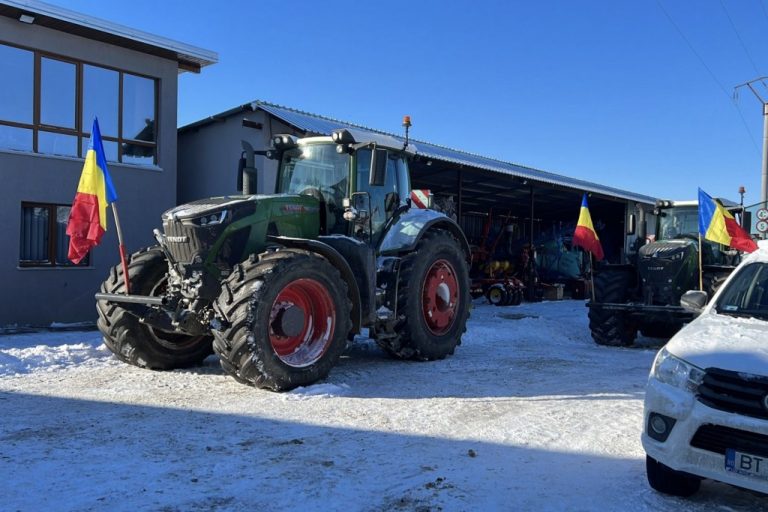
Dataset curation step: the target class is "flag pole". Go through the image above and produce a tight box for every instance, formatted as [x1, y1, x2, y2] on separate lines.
[698, 233, 703, 291]
[589, 251, 596, 301]
[111, 203, 131, 294]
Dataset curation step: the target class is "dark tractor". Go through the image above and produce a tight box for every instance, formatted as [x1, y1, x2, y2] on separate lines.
[587, 199, 743, 346]
[95, 126, 471, 390]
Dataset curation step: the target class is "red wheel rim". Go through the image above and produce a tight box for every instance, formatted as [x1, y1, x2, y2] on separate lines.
[421, 259, 460, 335]
[269, 278, 336, 368]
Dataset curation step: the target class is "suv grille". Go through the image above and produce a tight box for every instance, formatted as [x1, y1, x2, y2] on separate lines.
[697, 368, 768, 420]
[690, 424, 768, 457]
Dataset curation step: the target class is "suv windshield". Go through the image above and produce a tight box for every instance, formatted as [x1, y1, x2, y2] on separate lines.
[658, 206, 699, 240]
[715, 262, 768, 320]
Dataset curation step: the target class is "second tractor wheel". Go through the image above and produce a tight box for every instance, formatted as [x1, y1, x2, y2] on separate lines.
[381, 230, 471, 360]
[588, 269, 637, 347]
[212, 249, 351, 391]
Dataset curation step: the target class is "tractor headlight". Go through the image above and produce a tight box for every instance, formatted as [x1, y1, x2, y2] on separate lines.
[195, 210, 228, 227]
[650, 347, 704, 394]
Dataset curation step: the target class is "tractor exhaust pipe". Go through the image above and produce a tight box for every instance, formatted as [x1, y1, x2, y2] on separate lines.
[239, 140, 258, 195]
[637, 204, 647, 241]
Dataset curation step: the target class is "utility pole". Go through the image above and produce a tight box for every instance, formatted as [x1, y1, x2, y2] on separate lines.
[735, 78, 768, 205]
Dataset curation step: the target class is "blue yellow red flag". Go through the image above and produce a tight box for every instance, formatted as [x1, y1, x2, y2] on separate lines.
[573, 193, 604, 261]
[697, 188, 757, 253]
[66, 118, 118, 264]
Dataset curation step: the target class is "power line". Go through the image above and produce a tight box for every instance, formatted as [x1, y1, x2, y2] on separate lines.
[761, 0, 768, 27]
[719, 0, 762, 76]
[655, 0, 760, 151]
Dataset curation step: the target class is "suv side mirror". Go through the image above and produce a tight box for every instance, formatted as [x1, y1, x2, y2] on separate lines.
[369, 147, 388, 186]
[680, 290, 708, 313]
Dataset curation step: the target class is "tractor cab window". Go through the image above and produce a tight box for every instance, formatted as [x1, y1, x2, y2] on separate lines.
[355, 149, 405, 238]
[658, 206, 698, 240]
[278, 143, 349, 234]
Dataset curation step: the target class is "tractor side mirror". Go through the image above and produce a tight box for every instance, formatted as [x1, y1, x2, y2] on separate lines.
[369, 147, 388, 187]
[741, 210, 752, 231]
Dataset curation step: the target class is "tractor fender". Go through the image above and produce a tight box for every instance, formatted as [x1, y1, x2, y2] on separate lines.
[267, 235, 362, 335]
[379, 208, 470, 260]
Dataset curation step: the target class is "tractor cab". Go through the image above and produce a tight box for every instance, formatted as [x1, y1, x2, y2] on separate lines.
[271, 129, 413, 245]
[651, 200, 740, 267]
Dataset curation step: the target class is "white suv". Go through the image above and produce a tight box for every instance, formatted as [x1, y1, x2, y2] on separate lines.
[642, 240, 768, 497]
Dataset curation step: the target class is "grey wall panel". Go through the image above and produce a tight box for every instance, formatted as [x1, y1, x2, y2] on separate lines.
[178, 111, 291, 202]
[0, 16, 180, 327]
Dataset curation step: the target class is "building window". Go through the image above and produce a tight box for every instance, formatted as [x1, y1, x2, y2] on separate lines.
[19, 203, 89, 267]
[0, 42, 158, 165]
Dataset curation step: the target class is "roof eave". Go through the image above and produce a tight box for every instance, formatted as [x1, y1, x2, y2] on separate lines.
[0, 0, 218, 71]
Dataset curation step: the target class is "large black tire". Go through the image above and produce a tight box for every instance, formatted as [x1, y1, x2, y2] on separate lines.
[646, 455, 701, 497]
[212, 250, 351, 391]
[588, 269, 637, 347]
[96, 247, 213, 370]
[377, 230, 471, 360]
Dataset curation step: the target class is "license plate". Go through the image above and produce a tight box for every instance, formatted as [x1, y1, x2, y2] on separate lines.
[726, 449, 768, 479]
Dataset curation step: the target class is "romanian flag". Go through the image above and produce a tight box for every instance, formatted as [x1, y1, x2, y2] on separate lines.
[66, 118, 118, 264]
[573, 193, 604, 261]
[698, 188, 757, 253]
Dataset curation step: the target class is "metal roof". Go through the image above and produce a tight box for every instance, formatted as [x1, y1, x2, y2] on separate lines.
[183, 100, 657, 205]
[0, 0, 217, 72]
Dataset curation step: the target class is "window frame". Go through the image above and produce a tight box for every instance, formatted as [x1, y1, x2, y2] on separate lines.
[19, 201, 90, 268]
[0, 41, 159, 165]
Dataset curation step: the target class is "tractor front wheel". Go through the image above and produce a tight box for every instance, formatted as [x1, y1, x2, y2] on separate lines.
[212, 250, 351, 391]
[96, 246, 213, 370]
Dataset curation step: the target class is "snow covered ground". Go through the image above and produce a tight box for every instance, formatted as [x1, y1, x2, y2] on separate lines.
[1, 300, 766, 511]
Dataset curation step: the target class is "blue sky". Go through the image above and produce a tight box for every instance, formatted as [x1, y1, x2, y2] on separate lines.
[52, 0, 768, 204]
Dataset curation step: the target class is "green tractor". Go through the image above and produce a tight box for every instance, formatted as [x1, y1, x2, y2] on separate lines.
[95, 127, 471, 390]
[587, 199, 743, 346]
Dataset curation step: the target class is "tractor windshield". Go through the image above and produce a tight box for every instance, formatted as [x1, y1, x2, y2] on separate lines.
[277, 143, 350, 209]
[658, 206, 699, 241]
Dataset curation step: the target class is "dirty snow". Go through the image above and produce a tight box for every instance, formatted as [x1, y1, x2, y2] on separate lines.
[1, 300, 766, 511]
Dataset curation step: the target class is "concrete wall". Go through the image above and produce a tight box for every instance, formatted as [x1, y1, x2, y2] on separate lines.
[0, 17, 179, 326]
[178, 110, 298, 202]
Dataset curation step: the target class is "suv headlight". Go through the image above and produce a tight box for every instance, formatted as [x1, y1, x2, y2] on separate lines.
[650, 347, 704, 393]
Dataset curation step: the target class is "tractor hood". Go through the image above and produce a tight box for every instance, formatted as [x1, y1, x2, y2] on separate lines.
[638, 239, 695, 259]
[637, 239, 698, 305]
[162, 195, 262, 222]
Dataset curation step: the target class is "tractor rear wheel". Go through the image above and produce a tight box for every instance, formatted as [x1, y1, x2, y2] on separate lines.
[588, 268, 636, 347]
[378, 230, 470, 360]
[212, 249, 351, 391]
[96, 246, 213, 370]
